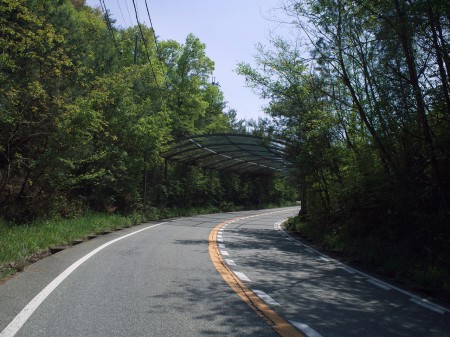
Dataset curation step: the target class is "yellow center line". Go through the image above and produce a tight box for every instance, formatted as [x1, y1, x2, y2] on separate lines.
[208, 216, 305, 337]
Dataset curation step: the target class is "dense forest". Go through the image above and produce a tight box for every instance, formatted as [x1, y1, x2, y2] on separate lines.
[0, 0, 296, 223]
[1, 0, 449, 296]
[238, 0, 450, 296]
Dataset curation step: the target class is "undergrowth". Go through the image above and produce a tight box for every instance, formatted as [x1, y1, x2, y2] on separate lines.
[0, 213, 136, 273]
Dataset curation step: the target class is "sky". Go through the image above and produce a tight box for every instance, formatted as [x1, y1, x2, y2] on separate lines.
[86, 0, 287, 121]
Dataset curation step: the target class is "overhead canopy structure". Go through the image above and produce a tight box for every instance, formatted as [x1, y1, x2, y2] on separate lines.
[162, 134, 291, 175]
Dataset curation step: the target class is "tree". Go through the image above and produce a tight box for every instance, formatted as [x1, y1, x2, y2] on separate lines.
[0, 0, 85, 220]
[0, 0, 293, 222]
[237, 0, 450, 296]
[237, 39, 341, 216]
[160, 34, 227, 138]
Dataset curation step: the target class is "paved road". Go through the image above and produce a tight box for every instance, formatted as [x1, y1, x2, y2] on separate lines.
[0, 207, 448, 336]
[218, 211, 450, 337]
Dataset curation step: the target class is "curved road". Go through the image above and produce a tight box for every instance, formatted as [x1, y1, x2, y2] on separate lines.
[0, 207, 448, 336]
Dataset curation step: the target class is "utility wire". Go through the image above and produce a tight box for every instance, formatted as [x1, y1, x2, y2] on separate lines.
[142, 0, 170, 91]
[131, 0, 164, 95]
[143, 0, 162, 60]
[116, 0, 128, 27]
[99, 0, 120, 56]
[100, 0, 115, 38]
[124, 0, 134, 26]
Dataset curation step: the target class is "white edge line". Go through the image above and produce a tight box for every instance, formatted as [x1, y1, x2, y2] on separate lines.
[0, 222, 166, 337]
[410, 298, 445, 314]
[367, 279, 391, 290]
[420, 298, 449, 313]
[340, 266, 356, 274]
[290, 321, 324, 337]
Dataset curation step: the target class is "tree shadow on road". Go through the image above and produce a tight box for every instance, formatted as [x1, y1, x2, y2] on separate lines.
[209, 227, 450, 337]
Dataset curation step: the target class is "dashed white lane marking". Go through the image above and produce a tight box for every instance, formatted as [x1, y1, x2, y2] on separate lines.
[290, 321, 324, 337]
[221, 250, 229, 256]
[410, 298, 445, 314]
[234, 271, 251, 282]
[367, 279, 391, 290]
[225, 259, 236, 266]
[218, 244, 226, 249]
[0, 222, 167, 337]
[217, 238, 224, 242]
[217, 235, 223, 239]
[252, 290, 280, 306]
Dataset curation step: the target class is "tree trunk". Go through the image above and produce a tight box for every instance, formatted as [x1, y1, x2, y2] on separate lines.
[299, 177, 308, 216]
[336, 1, 397, 176]
[436, 16, 450, 83]
[428, 0, 450, 117]
[393, 0, 442, 186]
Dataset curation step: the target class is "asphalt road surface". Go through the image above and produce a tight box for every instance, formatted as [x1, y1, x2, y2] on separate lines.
[0, 207, 449, 336]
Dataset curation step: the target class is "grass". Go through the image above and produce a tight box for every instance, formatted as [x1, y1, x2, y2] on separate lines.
[0, 205, 228, 268]
[0, 202, 295, 282]
[0, 204, 238, 280]
[0, 213, 139, 275]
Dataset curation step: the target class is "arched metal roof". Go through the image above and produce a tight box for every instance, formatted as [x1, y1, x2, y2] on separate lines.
[162, 134, 291, 175]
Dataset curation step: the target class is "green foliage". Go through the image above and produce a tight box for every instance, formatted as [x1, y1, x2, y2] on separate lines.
[0, 0, 82, 220]
[0, 0, 294, 224]
[70, 66, 171, 211]
[161, 34, 227, 137]
[239, 0, 450, 297]
[0, 213, 136, 266]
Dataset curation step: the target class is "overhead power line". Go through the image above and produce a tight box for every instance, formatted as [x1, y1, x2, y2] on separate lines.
[131, 0, 164, 95]
[142, 0, 170, 91]
[143, 0, 162, 60]
[116, 0, 128, 27]
[99, 0, 121, 56]
[124, 0, 134, 26]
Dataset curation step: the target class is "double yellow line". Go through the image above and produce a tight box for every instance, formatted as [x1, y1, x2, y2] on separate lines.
[208, 218, 305, 337]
